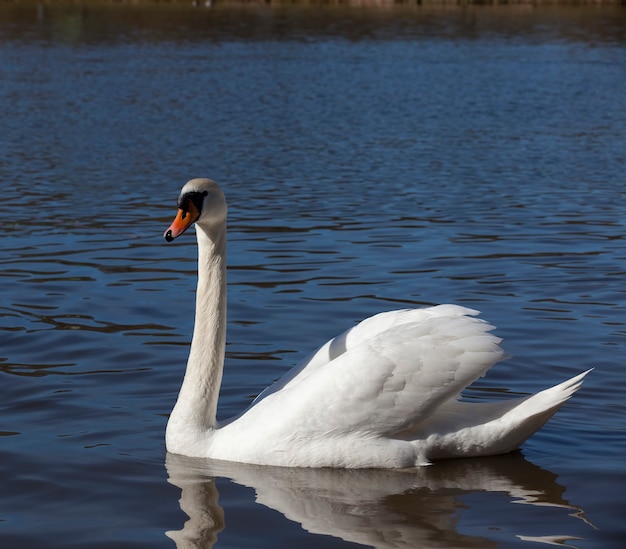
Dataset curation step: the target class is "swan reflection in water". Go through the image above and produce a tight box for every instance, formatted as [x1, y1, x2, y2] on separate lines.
[165, 452, 593, 548]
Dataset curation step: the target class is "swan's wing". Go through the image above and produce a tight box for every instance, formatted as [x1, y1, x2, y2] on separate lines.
[255, 304, 481, 401]
[248, 306, 505, 438]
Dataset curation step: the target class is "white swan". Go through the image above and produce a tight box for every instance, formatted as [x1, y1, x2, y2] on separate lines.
[163, 178, 590, 468]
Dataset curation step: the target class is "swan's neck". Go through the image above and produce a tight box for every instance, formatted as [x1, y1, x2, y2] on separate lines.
[167, 222, 226, 451]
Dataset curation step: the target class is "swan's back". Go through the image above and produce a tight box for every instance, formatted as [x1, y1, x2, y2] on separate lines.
[213, 305, 537, 467]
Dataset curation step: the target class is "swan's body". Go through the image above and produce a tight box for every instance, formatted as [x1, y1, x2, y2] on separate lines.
[164, 178, 589, 468]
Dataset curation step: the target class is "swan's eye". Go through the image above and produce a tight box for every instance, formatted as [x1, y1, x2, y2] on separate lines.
[178, 191, 208, 219]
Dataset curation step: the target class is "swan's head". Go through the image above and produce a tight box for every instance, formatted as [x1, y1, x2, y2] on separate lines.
[164, 178, 227, 242]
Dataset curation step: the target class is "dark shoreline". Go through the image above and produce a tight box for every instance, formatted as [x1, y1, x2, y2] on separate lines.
[3, 0, 625, 6]
[2, 0, 624, 47]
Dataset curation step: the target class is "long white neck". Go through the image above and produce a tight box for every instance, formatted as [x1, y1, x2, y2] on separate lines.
[166, 221, 226, 453]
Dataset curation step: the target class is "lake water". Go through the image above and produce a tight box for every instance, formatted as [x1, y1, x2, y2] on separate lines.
[1, 3, 625, 547]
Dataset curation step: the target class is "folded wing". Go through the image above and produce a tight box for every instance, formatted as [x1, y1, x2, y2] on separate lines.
[247, 305, 506, 439]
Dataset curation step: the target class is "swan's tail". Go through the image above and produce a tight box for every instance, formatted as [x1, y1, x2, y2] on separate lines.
[479, 369, 592, 456]
[506, 369, 591, 421]
[419, 369, 592, 462]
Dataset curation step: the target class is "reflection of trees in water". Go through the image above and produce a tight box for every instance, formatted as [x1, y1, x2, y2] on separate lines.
[2, 4, 625, 46]
[166, 452, 593, 549]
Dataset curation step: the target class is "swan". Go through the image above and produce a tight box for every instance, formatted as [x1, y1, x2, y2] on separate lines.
[163, 178, 590, 468]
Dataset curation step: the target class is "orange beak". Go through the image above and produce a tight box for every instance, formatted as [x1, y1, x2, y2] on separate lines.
[164, 201, 201, 242]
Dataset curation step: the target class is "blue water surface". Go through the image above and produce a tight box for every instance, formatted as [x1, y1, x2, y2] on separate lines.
[0, 4, 625, 548]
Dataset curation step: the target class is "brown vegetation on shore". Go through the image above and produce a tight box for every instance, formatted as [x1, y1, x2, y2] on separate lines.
[6, 0, 626, 6]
